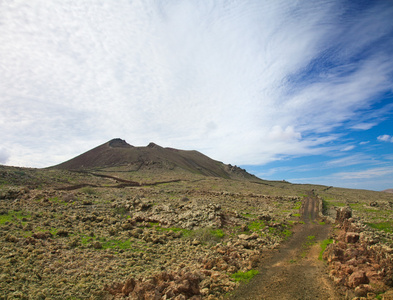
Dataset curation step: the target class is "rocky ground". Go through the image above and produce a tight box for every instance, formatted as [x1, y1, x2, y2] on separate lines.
[0, 167, 301, 299]
[1, 166, 393, 299]
[323, 207, 393, 299]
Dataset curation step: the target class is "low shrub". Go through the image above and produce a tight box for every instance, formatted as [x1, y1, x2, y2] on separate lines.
[0, 210, 31, 225]
[248, 220, 265, 232]
[231, 269, 259, 282]
[189, 227, 225, 245]
[82, 187, 96, 195]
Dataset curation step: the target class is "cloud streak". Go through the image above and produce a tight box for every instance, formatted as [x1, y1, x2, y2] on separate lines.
[335, 167, 393, 180]
[1, 0, 393, 171]
[378, 135, 393, 143]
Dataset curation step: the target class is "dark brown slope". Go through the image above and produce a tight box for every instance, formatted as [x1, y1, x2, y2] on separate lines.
[52, 138, 259, 180]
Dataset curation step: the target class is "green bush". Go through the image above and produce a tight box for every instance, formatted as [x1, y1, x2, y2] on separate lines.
[294, 201, 302, 210]
[0, 210, 31, 225]
[248, 220, 265, 232]
[282, 229, 292, 238]
[231, 269, 259, 282]
[210, 229, 225, 239]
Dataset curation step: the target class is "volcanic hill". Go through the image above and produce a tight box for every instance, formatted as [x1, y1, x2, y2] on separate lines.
[52, 138, 258, 180]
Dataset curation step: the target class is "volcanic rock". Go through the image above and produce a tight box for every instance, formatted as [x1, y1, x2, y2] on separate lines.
[348, 271, 369, 288]
[336, 206, 352, 224]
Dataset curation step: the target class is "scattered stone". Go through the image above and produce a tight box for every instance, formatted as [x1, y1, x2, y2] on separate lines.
[348, 271, 369, 288]
[92, 241, 102, 249]
[382, 290, 393, 300]
[5, 234, 18, 243]
[32, 231, 52, 240]
[238, 234, 250, 240]
[240, 224, 249, 231]
[56, 229, 69, 237]
[345, 232, 360, 243]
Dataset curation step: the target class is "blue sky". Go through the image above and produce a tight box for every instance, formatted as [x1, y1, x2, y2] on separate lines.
[0, 1, 392, 191]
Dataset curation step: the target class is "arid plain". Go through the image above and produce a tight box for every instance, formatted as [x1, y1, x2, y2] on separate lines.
[1, 139, 392, 299]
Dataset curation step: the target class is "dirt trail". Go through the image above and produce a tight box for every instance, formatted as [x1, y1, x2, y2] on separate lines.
[55, 171, 182, 190]
[227, 193, 341, 300]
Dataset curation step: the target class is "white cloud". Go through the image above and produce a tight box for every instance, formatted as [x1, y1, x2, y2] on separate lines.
[341, 145, 355, 152]
[350, 123, 377, 130]
[0, 1, 393, 167]
[377, 135, 393, 143]
[268, 126, 302, 141]
[0, 148, 9, 164]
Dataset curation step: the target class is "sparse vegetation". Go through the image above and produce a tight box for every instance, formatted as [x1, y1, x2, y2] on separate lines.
[81, 186, 96, 195]
[188, 227, 225, 245]
[210, 228, 225, 239]
[0, 161, 392, 299]
[248, 220, 265, 232]
[319, 239, 333, 260]
[294, 201, 302, 210]
[282, 228, 292, 238]
[0, 210, 31, 225]
[366, 221, 393, 233]
[303, 235, 316, 249]
[230, 269, 259, 282]
[155, 226, 192, 237]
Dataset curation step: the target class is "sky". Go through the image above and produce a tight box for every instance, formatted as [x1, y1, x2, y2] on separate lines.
[1, 0, 393, 191]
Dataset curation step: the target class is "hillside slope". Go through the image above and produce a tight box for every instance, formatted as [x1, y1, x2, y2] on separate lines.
[52, 138, 259, 180]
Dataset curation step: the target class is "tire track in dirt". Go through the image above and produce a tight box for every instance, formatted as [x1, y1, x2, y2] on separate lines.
[227, 193, 341, 300]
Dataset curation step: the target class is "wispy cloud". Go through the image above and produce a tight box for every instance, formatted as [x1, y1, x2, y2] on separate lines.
[334, 167, 393, 180]
[325, 154, 374, 167]
[351, 123, 377, 130]
[341, 145, 355, 152]
[378, 135, 393, 143]
[385, 154, 393, 161]
[0, 1, 393, 169]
